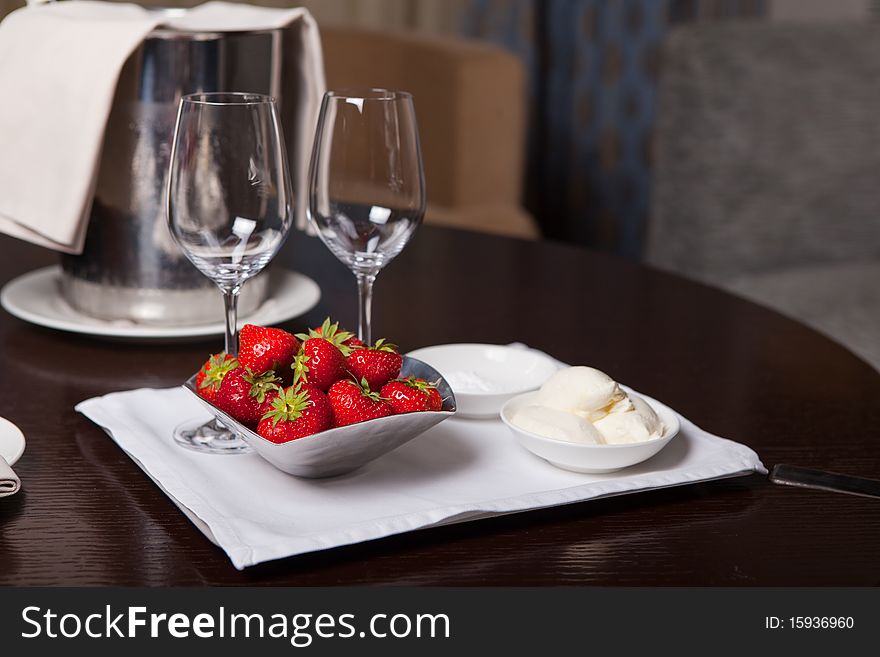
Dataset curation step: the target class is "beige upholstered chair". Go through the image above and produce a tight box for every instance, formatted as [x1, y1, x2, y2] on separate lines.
[322, 27, 538, 240]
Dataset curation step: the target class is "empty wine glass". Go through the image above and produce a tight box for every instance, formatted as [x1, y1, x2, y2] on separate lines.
[308, 89, 426, 344]
[166, 92, 293, 453]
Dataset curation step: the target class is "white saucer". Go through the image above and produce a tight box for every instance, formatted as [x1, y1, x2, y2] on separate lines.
[406, 343, 561, 419]
[0, 417, 25, 466]
[0, 266, 321, 341]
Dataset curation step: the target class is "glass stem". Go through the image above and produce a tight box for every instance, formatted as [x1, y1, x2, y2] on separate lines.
[356, 271, 376, 345]
[222, 287, 241, 357]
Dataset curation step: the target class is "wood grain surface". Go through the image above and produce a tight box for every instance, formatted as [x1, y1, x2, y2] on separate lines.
[0, 227, 878, 586]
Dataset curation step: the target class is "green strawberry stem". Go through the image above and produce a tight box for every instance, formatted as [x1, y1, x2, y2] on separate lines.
[295, 317, 354, 355]
[244, 368, 282, 403]
[357, 377, 387, 401]
[291, 352, 311, 387]
[199, 353, 238, 389]
[371, 338, 398, 353]
[402, 377, 438, 392]
[262, 387, 311, 426]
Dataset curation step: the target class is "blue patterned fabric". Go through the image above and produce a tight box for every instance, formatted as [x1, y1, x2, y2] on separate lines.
[462, 0, 766, 258]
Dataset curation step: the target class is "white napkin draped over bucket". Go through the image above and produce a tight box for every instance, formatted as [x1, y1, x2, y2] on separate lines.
[0, 1, 324, 253]
[76, 364, 766, 570]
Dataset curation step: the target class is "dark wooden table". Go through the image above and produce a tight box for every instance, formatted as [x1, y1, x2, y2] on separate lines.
[1, 227, 878, 586]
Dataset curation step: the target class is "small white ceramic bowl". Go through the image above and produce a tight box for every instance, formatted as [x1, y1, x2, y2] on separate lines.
[500, 390, 680, 473]
[406, 344, 561, 419]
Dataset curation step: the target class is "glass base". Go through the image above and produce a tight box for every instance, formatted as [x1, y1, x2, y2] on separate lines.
[173, 418, 252, 455]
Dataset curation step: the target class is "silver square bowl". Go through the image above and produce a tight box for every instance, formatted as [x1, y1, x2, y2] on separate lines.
[183, 356, 457, 478]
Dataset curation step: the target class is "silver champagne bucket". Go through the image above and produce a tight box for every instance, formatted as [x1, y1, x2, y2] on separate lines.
[60, 13, 302, 325]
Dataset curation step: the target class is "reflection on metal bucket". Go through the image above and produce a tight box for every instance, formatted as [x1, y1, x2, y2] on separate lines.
[61, 15, 302, 326]
[58, 269, 269, 326]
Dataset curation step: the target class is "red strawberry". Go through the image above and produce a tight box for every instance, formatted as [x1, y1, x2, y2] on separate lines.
[327, 378, 394, 427]
[213, 367, 282, 426]
[291, 340, 348, 392]
[346, 339, 402, 391]
[257, 384, 333, 443]
[381, 378, 443, 414]
[195, 353, 237, 403]
[307, 317, 364, 349]
[238, 324, 300, 375]
[255, 388, 282, 422]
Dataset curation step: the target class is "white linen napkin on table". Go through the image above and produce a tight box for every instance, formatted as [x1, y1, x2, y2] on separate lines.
[0, 1, 324, 253]
[76, 359, 766, 570]
[0, 456, 21, 497]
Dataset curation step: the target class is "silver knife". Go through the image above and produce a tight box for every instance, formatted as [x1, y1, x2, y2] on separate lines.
[770, 464, 880, 499]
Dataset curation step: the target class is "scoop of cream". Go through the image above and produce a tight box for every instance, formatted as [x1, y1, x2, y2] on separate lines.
[535, 366, 627, 422]
[593, 393, 663, 444]
[518, 366, 665, 445]
[510, 405, 603, 444]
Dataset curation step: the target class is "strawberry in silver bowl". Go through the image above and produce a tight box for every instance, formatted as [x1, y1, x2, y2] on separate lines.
[183, 319, 456, 478]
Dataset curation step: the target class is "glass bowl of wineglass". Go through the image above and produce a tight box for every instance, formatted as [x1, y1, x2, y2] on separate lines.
[308, 89, 426, 344]
[166, 92, 293, 454]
